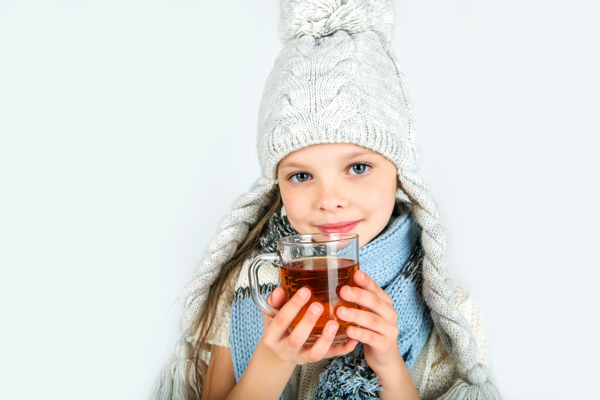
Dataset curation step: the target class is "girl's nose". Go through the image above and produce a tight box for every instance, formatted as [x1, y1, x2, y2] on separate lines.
[317, 182, 348, 211]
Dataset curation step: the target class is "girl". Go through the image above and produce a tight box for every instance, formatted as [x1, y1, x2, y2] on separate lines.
[154, 1, 500, 399]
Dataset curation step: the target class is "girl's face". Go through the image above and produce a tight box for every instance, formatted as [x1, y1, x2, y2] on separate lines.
[277, 143, 398, 248]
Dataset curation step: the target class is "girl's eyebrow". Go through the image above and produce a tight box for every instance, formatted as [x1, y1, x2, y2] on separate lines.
[344, 150, 373, 159]
[278, 160, 309, 169]
[280, 150, 375, 169]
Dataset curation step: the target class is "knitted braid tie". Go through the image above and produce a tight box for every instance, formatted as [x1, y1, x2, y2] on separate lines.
[399, 168, 501, 397]
[152, 177, 276, 400]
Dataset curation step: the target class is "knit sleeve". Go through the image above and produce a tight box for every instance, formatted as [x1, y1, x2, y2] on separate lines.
[409, 279, 489, 400]
[204, 262, 245, 348]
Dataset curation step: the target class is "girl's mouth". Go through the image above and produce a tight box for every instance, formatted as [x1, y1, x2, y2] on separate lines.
[315, 220, 362, 233]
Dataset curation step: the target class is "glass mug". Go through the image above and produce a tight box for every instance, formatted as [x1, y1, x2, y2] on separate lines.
[248, 233, 360, 345]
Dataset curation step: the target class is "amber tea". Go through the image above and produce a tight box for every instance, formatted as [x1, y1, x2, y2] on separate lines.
[248, 232, 359, 345]
[280, 256, 359, 344]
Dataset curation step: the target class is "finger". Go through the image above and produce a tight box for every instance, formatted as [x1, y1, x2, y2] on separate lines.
[269, 287, 312, 337]
[286, 301, 324, 349]
[301, 320, 339, 363]
[267, 287, 286, 310]
[339, 284, 397, 323]
[337, 306, 399, 338]
[345, 325, 392, 353]
[323, 338, 359, 359]
[352, 270, 392, 306]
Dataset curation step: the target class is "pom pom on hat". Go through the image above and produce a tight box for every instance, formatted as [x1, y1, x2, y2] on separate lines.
[279, 0, 395, 43]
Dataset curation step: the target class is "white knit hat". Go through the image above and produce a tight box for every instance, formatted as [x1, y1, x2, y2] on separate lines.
[154, 1, 500, 399]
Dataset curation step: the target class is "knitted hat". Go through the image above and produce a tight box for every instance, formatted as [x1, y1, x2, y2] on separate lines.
[155, 1, 500, 399]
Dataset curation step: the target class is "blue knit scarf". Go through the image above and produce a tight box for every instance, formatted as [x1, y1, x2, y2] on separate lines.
[229, 205, 433, 399]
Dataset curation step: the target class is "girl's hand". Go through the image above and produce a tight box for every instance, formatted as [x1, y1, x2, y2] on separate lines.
[261, 287, 358, 365]
[336, 270, 403, 372]
[227, 289, 358, 400]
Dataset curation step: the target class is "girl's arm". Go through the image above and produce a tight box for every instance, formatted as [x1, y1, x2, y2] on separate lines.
[336, 270, 420, 400]
[201, 343, 296, 400]
[203, 287, 358, 400]
[202, 345, 236, 400]
[372, 355, 420, 400]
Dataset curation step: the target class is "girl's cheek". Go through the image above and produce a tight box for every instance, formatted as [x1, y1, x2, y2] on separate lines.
[282, 196, 310, 226]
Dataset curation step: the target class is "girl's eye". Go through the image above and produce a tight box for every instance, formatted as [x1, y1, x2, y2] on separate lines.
[349, 163, 371, 175]
[289, 172, 311, 182]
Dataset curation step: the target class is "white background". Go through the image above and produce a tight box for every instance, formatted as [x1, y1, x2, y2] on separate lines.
[1, 0, 598, 399]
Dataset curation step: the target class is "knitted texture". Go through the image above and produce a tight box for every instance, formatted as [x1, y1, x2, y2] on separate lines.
[153, 1, 500, 398]
[312, 344, 380, 400]
[229, 206, 432, 399]
[257, 29, 418, 180]
[255, 1, 497, 394]
[286, 280, 490, 400]
[153, 178, 276, 400]
[279, 0, 395, 44]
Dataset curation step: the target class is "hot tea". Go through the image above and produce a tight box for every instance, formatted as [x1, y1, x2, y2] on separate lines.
[280, 256, 359, 344]
[248, 232, 359, 345]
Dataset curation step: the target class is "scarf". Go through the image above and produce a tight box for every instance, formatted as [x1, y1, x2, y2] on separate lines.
[229, 203, 433, 399]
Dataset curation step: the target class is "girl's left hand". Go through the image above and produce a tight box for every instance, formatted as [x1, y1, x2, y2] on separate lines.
[336, 269, 403, 372]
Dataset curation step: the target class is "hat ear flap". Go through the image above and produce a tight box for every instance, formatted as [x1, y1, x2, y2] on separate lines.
[182, 177, 277, 331]
[152, 177, 277, 399]
[398, 169, 501, 397]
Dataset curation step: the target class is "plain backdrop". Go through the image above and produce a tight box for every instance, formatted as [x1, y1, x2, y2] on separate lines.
[1, 0, 598, 399]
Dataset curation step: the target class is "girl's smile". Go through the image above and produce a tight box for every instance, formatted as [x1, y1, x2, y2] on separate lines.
[277, 143, 399, 248]
[314, 220, 363, 233]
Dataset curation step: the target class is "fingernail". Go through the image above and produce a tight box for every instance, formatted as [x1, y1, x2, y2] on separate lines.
[355, 270, 363, 280]
[298, 288, 308, 298]
[348, 326, 355, 335]
[346, 286, 352, 296]
[340, 306, 348, 316]
[328, 323, 338, 332]
[311, 304, 322, 314]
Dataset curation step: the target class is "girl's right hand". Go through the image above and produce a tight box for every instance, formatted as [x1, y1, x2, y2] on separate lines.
[261, 287, 358, 364]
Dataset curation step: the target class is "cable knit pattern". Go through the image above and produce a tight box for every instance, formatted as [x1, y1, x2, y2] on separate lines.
[410, 281, 489, 400]
[182, 177, 276, 331]
[153, 178, 276, 400]
[257, 28, 413, 180]
[398, 169, 481, 376]
[153, 2, 499, 398]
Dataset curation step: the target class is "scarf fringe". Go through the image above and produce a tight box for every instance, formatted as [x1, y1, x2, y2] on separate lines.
[437, 364, 502, 400]
[313, 345, 381, 400]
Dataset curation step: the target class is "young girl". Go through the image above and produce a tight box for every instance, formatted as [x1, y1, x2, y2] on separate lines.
[153, 1, 500, 399]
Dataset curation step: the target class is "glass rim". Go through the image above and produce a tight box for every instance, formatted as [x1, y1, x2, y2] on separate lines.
[276, 232, 358, 245]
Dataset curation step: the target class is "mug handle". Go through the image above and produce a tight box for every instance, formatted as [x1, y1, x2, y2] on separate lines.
[248, 252, 280, 318]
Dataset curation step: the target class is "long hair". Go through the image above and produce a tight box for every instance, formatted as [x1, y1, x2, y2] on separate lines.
[183, 186, 283, 398]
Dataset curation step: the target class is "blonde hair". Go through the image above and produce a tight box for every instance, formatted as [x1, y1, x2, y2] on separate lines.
[181, 186, 283, 398]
